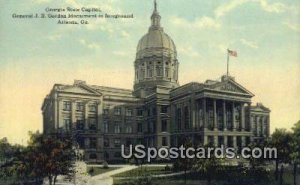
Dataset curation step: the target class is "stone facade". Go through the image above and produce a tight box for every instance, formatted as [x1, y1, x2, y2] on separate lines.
[42, 2, 270, 162]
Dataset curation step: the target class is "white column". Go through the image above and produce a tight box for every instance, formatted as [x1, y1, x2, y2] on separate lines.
[84, 102, 89, 130]
[71, 101, 76, 129]
[203, 135, 208, 145]
[223, 101, 227, 131]
[213, 99, 217, 130]
[54, 96, 58, 129]
[224, 136, 228, 147]
[97, 101, 101, 131]
[203, 99, 207, 129]
[232, 102, 236, 131]
[241, 103, 245, 131]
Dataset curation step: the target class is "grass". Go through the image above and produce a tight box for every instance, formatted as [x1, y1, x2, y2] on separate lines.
[113, 166, 172, 178]
[87, 166, 120, 176]
[113, 166, 300, 185]
[270, 168, 300, 185]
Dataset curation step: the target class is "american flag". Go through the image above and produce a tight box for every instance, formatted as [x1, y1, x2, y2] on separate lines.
[227, 49, 237, 57]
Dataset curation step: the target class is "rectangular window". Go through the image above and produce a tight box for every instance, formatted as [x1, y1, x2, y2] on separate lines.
[126, 109, 133, 116]
[89, 118, 97, 130]
[104, 138, 109, 147]
[156, 67, 162, 76]
[103, 108, 109, 115]
[104, 121, 109, 133]
[137, 123, 143, 133]
[162, 137, 168, 146]
[176, 108, 182, 130]
[125, 126, 132, 133]
[126, 138, 132, 147]
[152, 107, 156, 115]
[114, 107, 121, 115]
[90, 138, 97, 148]
[137, 109, 143, 116]
[161, 105, 168, 113]
[76, 119, 84, 130]
[184, 106, 190, 129]
[161, 120, 167, 132]
[89, 104, 97, 112]
[148, 122, 154, 133]
[63, 119, 71, 130]
[114, 139, 121, 147]
[63, 101, 71, 111]
[114, 152, 121, 158]
[114, 125, 121, 133]
[165, 68, 169, 77]
[76, 102, 84, 112]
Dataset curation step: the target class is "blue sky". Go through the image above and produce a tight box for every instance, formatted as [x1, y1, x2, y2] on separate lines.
[0, 0, 299, 144]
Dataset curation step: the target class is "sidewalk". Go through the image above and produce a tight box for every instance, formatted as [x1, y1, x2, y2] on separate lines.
[88, 165, 138, 185]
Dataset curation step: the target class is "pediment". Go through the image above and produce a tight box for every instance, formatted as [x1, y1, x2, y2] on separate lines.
[59, 85, 101, 96]
[251, 103, 270, 112]
[211, 80, 254, 96]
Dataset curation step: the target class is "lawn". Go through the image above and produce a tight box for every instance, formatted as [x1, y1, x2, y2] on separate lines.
[87, 166, 120, 176]
[113, 166, 172, 178]
[113, 165, 300, 185]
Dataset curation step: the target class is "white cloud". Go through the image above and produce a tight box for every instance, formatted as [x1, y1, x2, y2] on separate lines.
[178, 46, 201, 58]
[195, 16, 221, 29]
[215, 0, 249, 18]
[47, 34, 62, 41]
[240, 38, 258, 49]
[171, 16, 220, 30]
[259, 0, 286, 13]
[31, 0, 50, 4]
[113, 51, 128, 57]
[214, 0, 290, 18]
[121, 31, 130, 38]
[283, 21, 300, 32]
[79, 39, 100, 49]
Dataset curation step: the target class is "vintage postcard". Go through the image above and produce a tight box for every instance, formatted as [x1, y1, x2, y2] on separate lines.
[0, 0, 299, 184]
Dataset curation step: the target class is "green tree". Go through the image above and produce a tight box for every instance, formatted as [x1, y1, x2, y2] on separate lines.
[192, 149, 223, 185]
[270, 128, 294, 181]
[14, 131, 76, 185]
[291, 120, 300, 185]
[172, 138, 194, 184]
[247, 141, 269, 170]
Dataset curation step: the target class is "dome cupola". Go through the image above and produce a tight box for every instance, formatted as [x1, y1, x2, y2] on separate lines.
[133, 0, 179, 98]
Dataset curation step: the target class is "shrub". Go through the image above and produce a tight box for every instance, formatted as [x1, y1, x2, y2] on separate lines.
[165, 165, 171, 171]
[88, 167, 94, 175]
[103, 161, 109, 169]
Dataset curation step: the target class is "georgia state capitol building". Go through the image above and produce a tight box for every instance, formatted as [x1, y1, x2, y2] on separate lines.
[42, 2, 270, 162]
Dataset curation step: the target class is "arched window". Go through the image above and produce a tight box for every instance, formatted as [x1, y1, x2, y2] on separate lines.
[89, 153, 97, 159]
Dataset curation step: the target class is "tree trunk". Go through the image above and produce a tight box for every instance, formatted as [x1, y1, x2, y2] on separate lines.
[184, 169, 187, 185]
[294, 163, 297, 185]
[279, 165, 284, 185]
[207, 174, 211, 185]
[53, 175, 57, 185]
[48, 176, 52, 185]
[275, 159, 279, 181]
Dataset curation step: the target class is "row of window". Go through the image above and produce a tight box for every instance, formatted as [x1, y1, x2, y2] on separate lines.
[63, 118, 97, 130]
[104, 138, 132, 148]
[63, 101, 97, 112]
[102, 121, 168, 134]
[103, 124, 133, 134]
[103, 107, 133, 116]
[137, 67, 170, 79]
[103, 106, 169, 117]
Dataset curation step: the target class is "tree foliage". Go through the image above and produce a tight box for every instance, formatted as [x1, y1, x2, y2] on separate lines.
[1, 131, 76, 185]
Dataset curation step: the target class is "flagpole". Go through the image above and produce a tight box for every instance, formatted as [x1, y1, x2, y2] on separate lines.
[227, 49, 229, 77]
